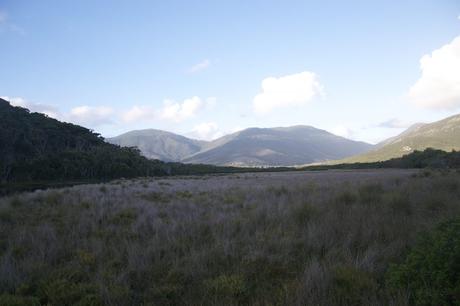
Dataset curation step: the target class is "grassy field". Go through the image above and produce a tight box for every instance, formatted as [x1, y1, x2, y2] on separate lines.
[1, 169, 460, 305]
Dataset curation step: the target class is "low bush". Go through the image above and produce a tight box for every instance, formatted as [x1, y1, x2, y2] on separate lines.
[386, 218, 460, 305]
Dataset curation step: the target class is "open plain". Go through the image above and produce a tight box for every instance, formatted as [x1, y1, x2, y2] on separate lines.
[1, 169, 460, 305]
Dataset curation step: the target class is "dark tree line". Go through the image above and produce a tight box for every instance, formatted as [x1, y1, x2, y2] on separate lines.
[303, 148, 460, 171]
[0, 99, 171, 182]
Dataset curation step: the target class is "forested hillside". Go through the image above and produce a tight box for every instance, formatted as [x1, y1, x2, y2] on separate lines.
[0, 98, 171, 183]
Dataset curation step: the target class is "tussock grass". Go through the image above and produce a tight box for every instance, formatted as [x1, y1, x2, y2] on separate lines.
[0, 169, 459, 305]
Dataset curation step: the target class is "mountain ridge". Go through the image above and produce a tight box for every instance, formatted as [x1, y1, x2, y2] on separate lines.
[337, 113, 460, 163]
[108, 125, 374, 166]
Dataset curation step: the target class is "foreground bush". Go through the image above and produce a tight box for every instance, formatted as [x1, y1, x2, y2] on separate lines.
[387, 218, 460, 306]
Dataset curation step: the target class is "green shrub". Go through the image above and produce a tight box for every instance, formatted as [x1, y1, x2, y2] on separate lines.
[336, 190, 358, 205]
[292, 202, 317, 226]
[0, 294, 40, 306]
[9, 197, 23, 207]
[39, 278, 101, 306]
[0, 208, 13, 223]
[389, 193, 412, 216]
[204, 274, 246, 300]
[267, 186, 289, 197]
[333, 266, 378, 305]
[109, 208, 137, 225]
[43, 191, 62, 206]
[359, 184, 383, 204]
[386, 218, 460, 305]
[142, 192, 171, 203]
[77, 249, 96, 267]
[176, 191, 193, 199]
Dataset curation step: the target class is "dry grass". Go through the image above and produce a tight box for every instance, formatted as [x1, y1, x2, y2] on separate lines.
[0, 169, 459, 305]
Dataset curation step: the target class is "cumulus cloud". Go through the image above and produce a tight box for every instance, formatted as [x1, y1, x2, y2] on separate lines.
[330, 125, 353, 138]
[189, 122, 223, 140]
[187, 59, 211, 74]
[1, 96, 59, 118]
[68, 105, 114, 126]
[408, 35, 460, 109]
[122, 105, 155, 123]
[160, 96, 204, 122]
[253, 71, 324, 114]
[123, 96, 213, 123]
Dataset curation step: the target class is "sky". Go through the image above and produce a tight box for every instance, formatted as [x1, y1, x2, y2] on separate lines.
[1, 0, 460, 144]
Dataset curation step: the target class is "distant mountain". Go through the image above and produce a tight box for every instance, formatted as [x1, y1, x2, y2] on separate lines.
[107, 129, 205, 161]
[186, 126, 373, 166]
[340, 114, 460, 163]
[110, 126, 374, 166]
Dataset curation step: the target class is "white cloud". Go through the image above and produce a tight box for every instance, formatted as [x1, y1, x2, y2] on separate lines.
[68, 105, 114, 126]
[187, 59, 211, 74]
[122, 105, 155, 123]
[123, 96, 213, 123]
[330, 125, 353, 138]
[160, 96, 204, 122]
[253, 71, 324, 114]
[1, 96, 59, 118]
[408, 35, 460, 109]
[189, 122, 224, 140]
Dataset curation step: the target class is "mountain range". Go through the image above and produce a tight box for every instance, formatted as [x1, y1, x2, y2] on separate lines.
[108, 126, 373, 166]
[109, 113, 460, 166]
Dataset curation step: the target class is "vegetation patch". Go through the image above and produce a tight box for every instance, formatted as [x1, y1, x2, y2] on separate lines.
[386, 218, 460, 306]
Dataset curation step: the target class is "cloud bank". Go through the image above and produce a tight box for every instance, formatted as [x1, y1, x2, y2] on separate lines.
[123, 96, 213, 123]
[189, 122, 223, 140]
[68, 106, 114, 126]
[408, 36, 460, 110]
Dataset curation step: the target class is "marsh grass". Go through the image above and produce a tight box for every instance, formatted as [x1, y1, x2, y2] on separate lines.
[0, 169, 459, 305]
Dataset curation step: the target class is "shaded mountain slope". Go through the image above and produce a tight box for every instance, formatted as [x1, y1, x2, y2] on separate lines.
[107, 129, 205, 161]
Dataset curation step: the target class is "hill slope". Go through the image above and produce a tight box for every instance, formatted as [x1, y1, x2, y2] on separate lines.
[184, 126, 373, 166]
[341, 114, 460, 163]
[0, 98, 169, 182]
[107, 129, 205, 161]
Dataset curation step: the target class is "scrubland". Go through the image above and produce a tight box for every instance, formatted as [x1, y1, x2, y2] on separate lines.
[1, 169, 459, 305]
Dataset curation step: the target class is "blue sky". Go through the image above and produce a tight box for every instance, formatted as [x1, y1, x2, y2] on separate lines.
[1, 0, 460, 143]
